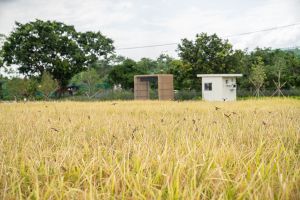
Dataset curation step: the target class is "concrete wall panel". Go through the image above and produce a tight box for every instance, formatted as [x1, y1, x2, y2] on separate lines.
[134, 74, 174, 100]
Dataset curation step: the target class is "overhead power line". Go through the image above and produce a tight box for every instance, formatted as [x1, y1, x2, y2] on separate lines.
[224, 22, 300, 37]
[116, 42, 178, 50]
[116, 22, 300, 50]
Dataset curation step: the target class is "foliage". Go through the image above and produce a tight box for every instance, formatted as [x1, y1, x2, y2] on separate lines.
[249, 57, 267, 96]
[0, 49, 3, 69]
[241, 48, 300, 89]
[135, 54, 174, 74]
[174, 90, 201, 100]
[136, 58, 158, 74]
[71, 68, 102, 98]
[2, 78, 37, 100]
[0, 34, 5, 68]
[177, 33, 238, 90]
[167, 60, 193, 90]
[0, 75, 7, 99]
[108, 59, 144, 89]
[2, 20, 114, 91]
[38, 72, 58, 99]
[156, 54, 174, 73]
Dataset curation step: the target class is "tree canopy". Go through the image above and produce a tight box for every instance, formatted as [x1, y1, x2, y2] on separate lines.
[107, 59, 144, 89]
[177, 33, 240, 89]
[2, 20, 114, 93]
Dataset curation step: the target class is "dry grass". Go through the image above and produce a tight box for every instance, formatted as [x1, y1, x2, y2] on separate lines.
[0, 98, 299, 199]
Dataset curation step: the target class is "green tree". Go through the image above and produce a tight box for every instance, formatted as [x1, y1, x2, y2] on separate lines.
[270, 56, 287, 96]
[156, 54, 174, 73]
[281, 51, 300, 88]
[38, 72, 58, 99]
[136, 58, 157, 74]
[241, 48, 300, 90]
[71, 68, 102, 98]
[249, 57, 266, 97]
[167, 60, 193, 90]
[0, 75, 7, 99]
[108, 59, 143, 89]
[4, 78, 36, 100]
[135, 54, 173, 74]
[178, 33, 238, 90]
[2, 20, 114, 96]
[0, 34, 5, 68]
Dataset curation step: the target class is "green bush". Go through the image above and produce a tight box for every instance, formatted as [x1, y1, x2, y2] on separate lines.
[174, 90, 201, 100]
[67, 90, 134, 101]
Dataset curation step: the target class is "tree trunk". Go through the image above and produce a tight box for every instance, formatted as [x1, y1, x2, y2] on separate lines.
[54, 84, 68, 98]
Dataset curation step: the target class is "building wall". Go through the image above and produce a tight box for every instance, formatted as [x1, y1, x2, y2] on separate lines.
[222, 77, 237, 101]
[202, 77, 223, 101]
[202, 77, 238, 101]
[158, 75, 174, 100]
[134, 75, 174, 100]
[134, 77, 150, 100]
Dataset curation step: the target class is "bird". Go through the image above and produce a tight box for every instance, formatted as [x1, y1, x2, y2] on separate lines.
[88, 115, 91, 120]
[232, 112, 237, 115]
[262, 121, 267, 126]
[215, 107, 221, 111]
[132, 127, 138, 133]
[224, 113, 231, 118]
[61, 166, 67, 172]
[51, 127, 59, 132]
[111, 103, 117, 105]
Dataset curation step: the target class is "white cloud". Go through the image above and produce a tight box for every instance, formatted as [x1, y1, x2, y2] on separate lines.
[0, 0, 299, 60]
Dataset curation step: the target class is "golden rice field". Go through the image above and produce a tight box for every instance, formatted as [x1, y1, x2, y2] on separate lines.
[0, 98, 299, 199]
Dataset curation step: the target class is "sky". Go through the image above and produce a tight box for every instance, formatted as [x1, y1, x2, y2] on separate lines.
[0, 0, 300, 60]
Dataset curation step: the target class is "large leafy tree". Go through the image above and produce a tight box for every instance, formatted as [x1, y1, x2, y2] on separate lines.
[167, 60, 193, 90]
[156, 54, 174, 73]
[2, 20, 114, 95]
[178, 33, 238, 90]
[136, 58, 158, 74]
[108, 59, 144, 89]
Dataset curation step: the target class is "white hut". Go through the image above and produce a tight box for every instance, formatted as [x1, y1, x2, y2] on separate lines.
[197, 74, 243, 101]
